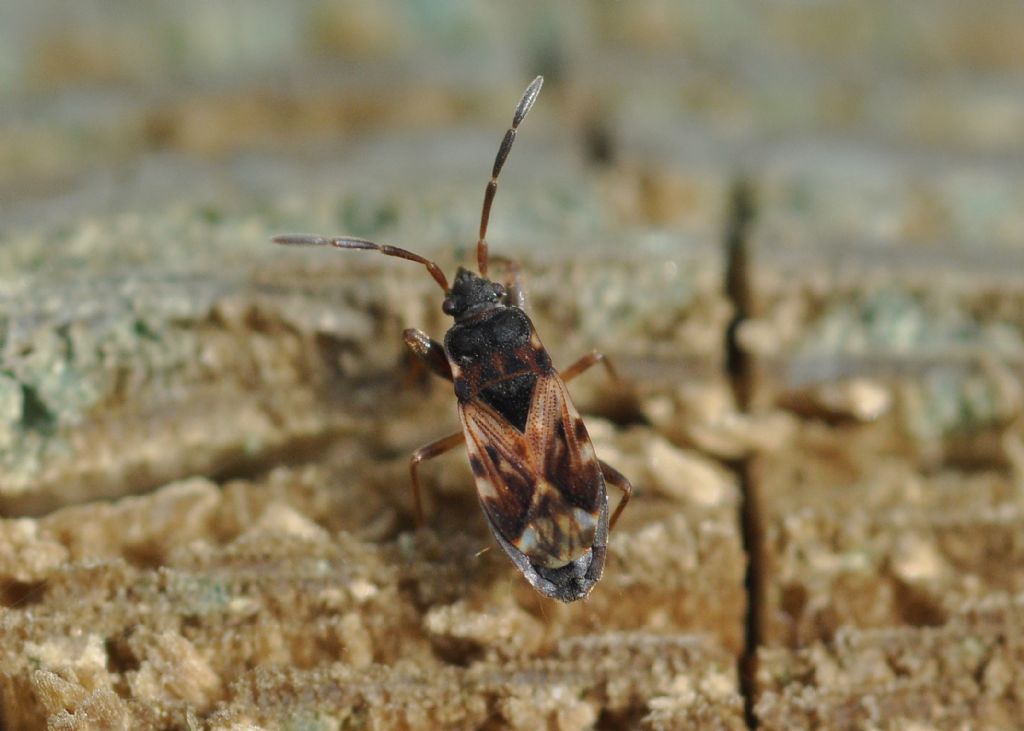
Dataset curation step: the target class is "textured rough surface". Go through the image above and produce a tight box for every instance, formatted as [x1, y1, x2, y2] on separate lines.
[0, 159, 730, 516]
[208, 635, 746, 730]
[4, 1, 1024, 729]
[755, 594, 1024, 730]
[0, 428, 745, 727]
[739, 159, 1024, 458]
[751, 423, 1024, 648]
[0, 169, 729, 516]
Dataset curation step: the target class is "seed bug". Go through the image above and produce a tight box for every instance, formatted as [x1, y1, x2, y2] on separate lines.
[273, 76, 632, 602]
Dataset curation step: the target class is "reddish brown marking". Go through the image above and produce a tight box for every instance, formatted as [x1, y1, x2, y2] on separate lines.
[460, 372, 604, 567]
[528, 375, 603, 514]
[573, 418, 588, 442]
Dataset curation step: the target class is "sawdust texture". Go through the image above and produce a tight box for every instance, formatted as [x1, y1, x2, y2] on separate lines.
[1, 417, 746, 727]
[755, 594, 1024, 730]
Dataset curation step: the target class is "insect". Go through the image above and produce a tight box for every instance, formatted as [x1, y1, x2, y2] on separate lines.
[273, 76, 631, 602]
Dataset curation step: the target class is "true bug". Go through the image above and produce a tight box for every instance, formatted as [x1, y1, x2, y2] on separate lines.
[273, 76, 631, 602]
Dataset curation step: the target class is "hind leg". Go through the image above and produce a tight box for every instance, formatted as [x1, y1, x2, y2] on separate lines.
[599, 460, 633, 530]
[409, 431, 465, 525]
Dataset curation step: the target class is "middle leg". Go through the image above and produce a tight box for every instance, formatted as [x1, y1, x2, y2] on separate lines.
[560, 350, 620, 385]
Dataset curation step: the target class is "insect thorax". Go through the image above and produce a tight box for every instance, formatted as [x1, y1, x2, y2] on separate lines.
[445, 307, 552, 431]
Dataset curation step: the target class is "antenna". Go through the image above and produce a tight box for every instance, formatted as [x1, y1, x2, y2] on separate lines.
[272, 234, 450, 292]
[476, 76, 544, 278]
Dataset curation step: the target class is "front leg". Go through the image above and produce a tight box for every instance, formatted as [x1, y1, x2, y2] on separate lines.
[490, 255, 528, 312]
[403, 328, 452, 382]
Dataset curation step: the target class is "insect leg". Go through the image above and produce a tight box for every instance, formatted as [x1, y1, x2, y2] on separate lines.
[489, 255, 528, 311]
[403, 328, 453, 381]
[409, 431, 465, 525]
[599, 460, 633, 530]
[273, 234, 450, 292]
[559, 350, 620, 385]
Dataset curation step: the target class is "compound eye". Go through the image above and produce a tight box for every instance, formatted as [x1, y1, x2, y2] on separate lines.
[492, 283, 506, 299]
[442, 298, 457, 316]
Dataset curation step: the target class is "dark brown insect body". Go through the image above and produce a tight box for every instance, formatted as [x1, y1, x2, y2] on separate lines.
[274, 77, 630, 602]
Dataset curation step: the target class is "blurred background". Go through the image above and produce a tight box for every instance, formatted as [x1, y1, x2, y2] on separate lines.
[4, 1, 1022, 215]
[3, 2, 1024, 728]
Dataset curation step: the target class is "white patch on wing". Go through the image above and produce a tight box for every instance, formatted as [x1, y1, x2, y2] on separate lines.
[463, 438, 499, 500]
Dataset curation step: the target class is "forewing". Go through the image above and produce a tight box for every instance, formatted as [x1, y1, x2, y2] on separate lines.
[460, 400, 536, 541]
[526, 374, 604, 514]
[461, 372, 605, 568]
